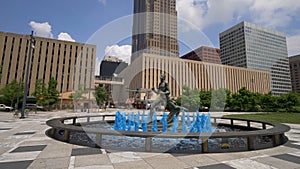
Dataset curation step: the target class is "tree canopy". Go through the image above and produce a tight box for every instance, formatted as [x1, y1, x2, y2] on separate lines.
[0, 80, 23, 107]
[94, 86, 108, 106]
[31, 77, 59, 108]
[177, 86, 300, 112]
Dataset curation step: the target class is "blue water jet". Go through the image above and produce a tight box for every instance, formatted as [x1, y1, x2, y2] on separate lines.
[160, 112, 167, 132]
[135, 111, 140, 131]
[152, 112, 158, 132]
[142, 111, 148, 132]
[171, 115, 178, 132]
[113, 110, 213, 133]
[181, 111, 187, 132]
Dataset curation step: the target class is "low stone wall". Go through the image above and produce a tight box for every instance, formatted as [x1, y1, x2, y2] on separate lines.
[46, 114, 290, 153]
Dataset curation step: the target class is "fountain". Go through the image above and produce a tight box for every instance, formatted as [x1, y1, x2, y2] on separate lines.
[113, 110, 213, 133]
[45, 74, 290, 153]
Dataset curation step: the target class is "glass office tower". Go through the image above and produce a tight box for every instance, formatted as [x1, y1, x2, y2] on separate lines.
[220, 21, 291, 95]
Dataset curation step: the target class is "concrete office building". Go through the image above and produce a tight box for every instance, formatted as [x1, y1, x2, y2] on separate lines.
[131, 0, 179, 62]
[0, 31, 96, 95]
[115, 53, 270, 102]
[181, 46, 221, 64]
[289, 54, 300, 93]
[220, 21, 291, 95]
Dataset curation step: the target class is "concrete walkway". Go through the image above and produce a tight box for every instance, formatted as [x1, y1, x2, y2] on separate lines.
[0, 110, 299, 169]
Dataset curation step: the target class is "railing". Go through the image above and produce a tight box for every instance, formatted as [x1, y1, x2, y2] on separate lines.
[46, 114, 290, 153]
[95, 76, 124, 82]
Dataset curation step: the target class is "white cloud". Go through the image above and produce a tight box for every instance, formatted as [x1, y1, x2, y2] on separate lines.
[98, 0, 107, 5]
[29, 21, 75, 42]
[58, 32, 76, 42]
[176, 0, 300, 30]
[104, 45, 132, 63]
[287, 34, 300, 56]
[177, 0, 253, 30]
[29, 21, 53, 38]
[249, 0, 300, 28]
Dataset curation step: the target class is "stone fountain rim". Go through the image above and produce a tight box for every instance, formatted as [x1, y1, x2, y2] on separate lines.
[46, 114, 290, 139]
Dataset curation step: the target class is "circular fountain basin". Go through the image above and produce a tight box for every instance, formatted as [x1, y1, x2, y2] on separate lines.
[46, 114, 290, 153]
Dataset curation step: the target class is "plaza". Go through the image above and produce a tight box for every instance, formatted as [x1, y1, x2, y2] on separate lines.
[0, 110, 299, 169]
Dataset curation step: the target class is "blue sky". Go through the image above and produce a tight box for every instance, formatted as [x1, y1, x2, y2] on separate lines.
[1, 0, 300, 73]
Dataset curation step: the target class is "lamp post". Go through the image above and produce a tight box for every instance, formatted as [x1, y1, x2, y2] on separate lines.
[87, 67, 94, 113]
[60, 74, 64, 112]
[15, 77, 22, 111]
[21, 31, 35, 119]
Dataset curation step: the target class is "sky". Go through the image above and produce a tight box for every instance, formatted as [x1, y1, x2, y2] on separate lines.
[1, 0, 300, 74]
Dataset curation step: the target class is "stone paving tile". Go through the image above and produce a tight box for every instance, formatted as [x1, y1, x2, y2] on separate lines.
[71, 148, 102, 156]
[205, 152, 248, 162]
[28, 157, 70, 169]
[14, 131, 36, 135]
[0, 151, 41, 163]
[75, 165, 114, 169]
[176, 154, 219, 167]
[10, 145, 47, 153]
[289, 151, 300, 157]
[224, 158, 277, 169]
[74, 154, 111, 167]
[0, 128, 12, 130]
[18, 140, 53, 147]
[113, 159, 153, 169]
[283, 142, 300, 150]
[272, 154, 300, 165]
[136, 152, 170, 159]
[36, 142, 73, 159]
[196, 163, 235, 169]
[254, 145, 298, 156]
[1, 111, 300, 169]
[0, 160, 33, 169]
[288, 140, 298, 143]
[108, 152, 142, 164]
[143, 153, 189, 169]
[253, 156, 300, 169]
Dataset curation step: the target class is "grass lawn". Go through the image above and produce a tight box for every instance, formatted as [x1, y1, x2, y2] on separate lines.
[224, 112, 300, 124]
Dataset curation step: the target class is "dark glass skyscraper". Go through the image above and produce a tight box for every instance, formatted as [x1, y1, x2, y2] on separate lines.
[131, 0, 179, 62]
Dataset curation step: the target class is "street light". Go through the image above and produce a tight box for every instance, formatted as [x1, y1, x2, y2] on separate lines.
[60, 74, 64, 112]
[21, 31, 35, 119]
[15, 77, 22, 111]
[87, 67, 94, 113]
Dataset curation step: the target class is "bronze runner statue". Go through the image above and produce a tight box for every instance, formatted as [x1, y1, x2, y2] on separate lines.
[150, 74, 182, 123]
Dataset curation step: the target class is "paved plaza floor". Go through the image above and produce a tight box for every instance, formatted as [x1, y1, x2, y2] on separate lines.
[0, 110, 299, 169]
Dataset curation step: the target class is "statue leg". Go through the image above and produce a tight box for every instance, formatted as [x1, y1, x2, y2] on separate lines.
[166, 101, 181, 123]
[149, 99, 161, 122]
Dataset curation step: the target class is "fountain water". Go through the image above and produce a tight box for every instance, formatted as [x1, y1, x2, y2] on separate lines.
[114, 110, 213, 133]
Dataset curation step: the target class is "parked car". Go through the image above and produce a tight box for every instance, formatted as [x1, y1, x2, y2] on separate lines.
[25, 104, 44, 111]
[0, 104, 14, 111]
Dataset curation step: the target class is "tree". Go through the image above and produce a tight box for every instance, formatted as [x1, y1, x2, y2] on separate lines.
[211, 89, 229, 111]
[0, 80, 23, 107]
[231, 87, 257, 111]
[258, 92, 275, 112]
[199, 89, 211, 109]
[224, 89, 233, 110]
[46, 77, 59, 106]
[32, 79, 47, 106]
[94, 86, 108, 106]
[279, 92, 299, 112]
[180, 86, 200, 111]
[69, 85, 87, 111]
